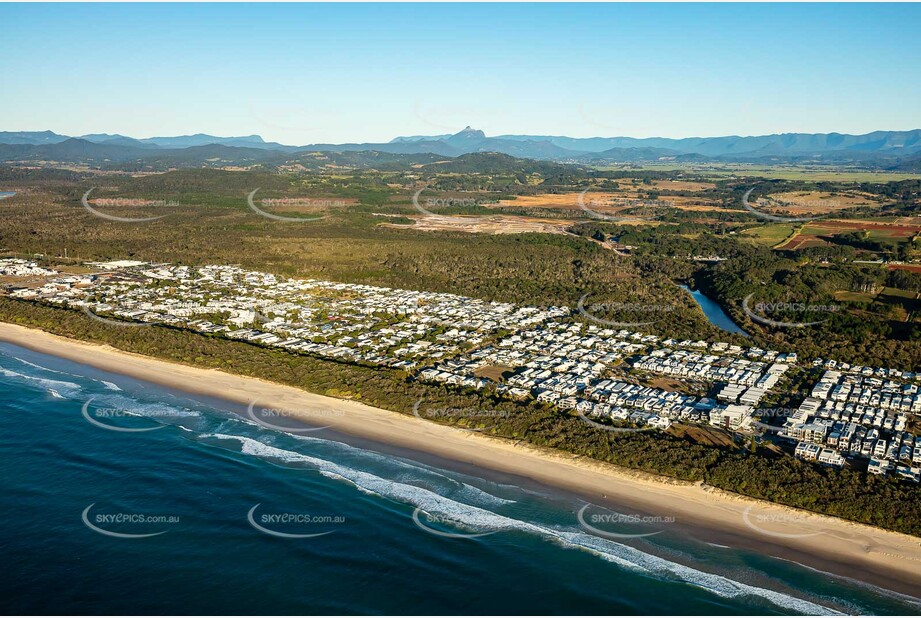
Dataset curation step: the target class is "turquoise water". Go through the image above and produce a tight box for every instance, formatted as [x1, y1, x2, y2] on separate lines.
[0, 191, 16, 199]
[1, 342, 917, 615]
[679, 285, 749, 336]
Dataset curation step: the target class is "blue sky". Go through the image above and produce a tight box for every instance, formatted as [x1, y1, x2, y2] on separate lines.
[1, 3, 919, 143]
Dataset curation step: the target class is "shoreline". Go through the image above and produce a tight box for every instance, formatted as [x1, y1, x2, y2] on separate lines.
[2, 321, 921, 600]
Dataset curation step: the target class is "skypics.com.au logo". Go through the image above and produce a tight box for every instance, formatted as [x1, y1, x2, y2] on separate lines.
[246, 189, 329, 222]
[82, 504, 179, 539]
[740, 186, 823, 224]
[247, 504, 344, 539]
[748, 407, 799, 434]
[742, 295, 840, 329]
[411, 507, 498, 539]
[412, 398, 510, 432]
[575, 408, 651, 434]
[81, 188, 170, 223]
[246, 400, 344, 434]
[741, 505, 823, 540]
[577, 294, 676, 328]
[577, 503, 673, 539]
[81, 397, 185, 433]
[411, 187, 494, 217]
[79, 291, 159, 328]
[577, 189, 663, 223]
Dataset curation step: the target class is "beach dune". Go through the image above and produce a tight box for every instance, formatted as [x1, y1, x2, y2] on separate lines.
[2, 321, 920, 598]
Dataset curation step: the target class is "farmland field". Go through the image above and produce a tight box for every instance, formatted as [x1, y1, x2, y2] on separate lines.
[889, 263, 921, 274]
[775, 219, 921, 250]
[753, 190, 884, 216]
[737, 223, 797, 247]
[597, 163, 921, 182]
[495, 190, 723, 215]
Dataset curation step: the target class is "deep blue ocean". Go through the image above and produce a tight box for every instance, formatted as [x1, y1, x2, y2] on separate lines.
[1, 341, 919, 616]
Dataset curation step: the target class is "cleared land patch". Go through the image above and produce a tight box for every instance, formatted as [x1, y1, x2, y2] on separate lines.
[751, 190, 885, 219]
[738, 224, 797, 247]
[381, 214, 576, 235]
[775, 219, 921, 250]
[648, 179, 718, 192]
[494, 191, 722, 216]
[473, 364, 516, 382]
[889, 264, 921, 274]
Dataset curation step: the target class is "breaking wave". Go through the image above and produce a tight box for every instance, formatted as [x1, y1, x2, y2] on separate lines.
[201, 433, 840, 615]
[0, 367, 84, 399]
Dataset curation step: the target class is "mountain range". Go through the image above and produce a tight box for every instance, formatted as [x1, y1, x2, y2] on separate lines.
[1, 127, 920, 170]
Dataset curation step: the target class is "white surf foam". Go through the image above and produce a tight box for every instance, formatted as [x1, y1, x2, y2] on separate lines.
[201, 433, 841, 615]
[7, 355, 82, 378]
[224, 415, 517, 508]
[289, 431, 516, 507]
[0, 367, 83, 397]
[98, 395, 202, 421]
[779, 557, 921, 612]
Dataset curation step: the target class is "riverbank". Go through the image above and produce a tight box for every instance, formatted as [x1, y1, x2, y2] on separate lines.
[678, 283, 750, 336]
[2, 320, 920, 599]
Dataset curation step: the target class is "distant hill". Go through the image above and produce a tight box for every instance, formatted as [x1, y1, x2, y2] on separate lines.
[0, 131, 70, 145]
[286, 150, 445, 171]
[80, 134, 162, 149]
[494, 130, 921, 158]
[139, 133, 270, 149]
[0, 138, 281, 168]
[124, 143, 284, 166]
[2, 126, 920, 169]
[588, 146, 684, 162]
[302, 139, 462, 157]
[415, 152, 580, 176]
[0, 138, 146, 162]
[390, 133, 453, 143]
[384, 128, 921, 163]
[892, 152, 921, 172]
[351, 127, 582, 160]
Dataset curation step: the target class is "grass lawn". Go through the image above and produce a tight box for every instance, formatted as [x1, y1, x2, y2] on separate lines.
[834, 290, 877, 303]
[737, 223, 797, 246]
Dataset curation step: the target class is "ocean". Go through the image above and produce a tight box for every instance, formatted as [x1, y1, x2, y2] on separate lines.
[1, 341, 918, 616]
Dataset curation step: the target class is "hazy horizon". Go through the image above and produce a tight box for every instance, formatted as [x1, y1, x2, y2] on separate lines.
[5, 125, 921, 146]
[2, 3, 920, 143]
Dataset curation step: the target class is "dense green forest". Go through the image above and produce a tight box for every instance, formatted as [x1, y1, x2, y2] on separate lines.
[570, 221, 921, 369]
[2, 167, 920, 367]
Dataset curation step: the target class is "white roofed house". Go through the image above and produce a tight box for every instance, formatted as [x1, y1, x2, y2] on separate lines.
[873, 439, 889, 459]
[648, 416, 673, 430]
[709, 404, 754, 431]
[800, 422, 829, 444]
[817, 448, 845, 468]
[227, 309, 257, 328]
[895, 466, 921, 483]
[868, 458, 892, 476]
[739, 387, 766, 406]
[795, 442, 821, 460]
[536, 390, 562, 404]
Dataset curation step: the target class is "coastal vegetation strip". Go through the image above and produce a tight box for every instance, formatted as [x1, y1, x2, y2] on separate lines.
[2, 298, 920, 538]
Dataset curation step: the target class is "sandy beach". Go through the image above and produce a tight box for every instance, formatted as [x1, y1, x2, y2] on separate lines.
[2, 321, 920, 598]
